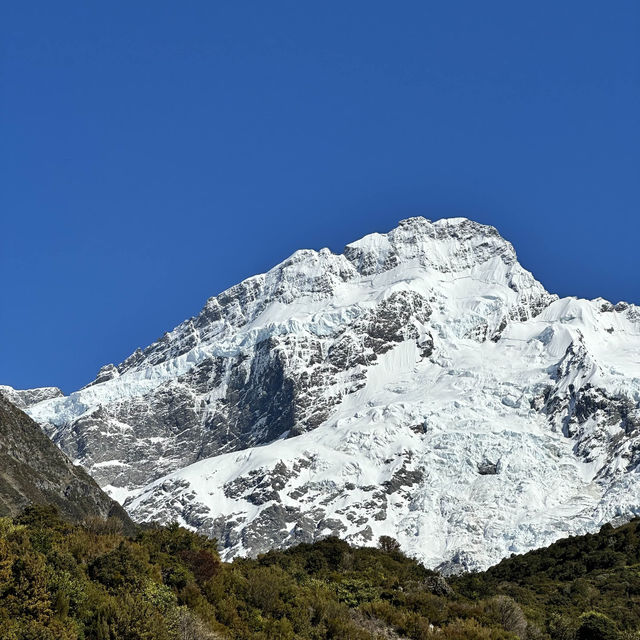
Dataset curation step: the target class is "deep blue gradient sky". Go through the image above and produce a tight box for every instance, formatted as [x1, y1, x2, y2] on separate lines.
[2, 2, 639, 393]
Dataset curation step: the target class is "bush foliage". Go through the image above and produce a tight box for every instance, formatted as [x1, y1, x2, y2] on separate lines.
[1, 506, 639, 639]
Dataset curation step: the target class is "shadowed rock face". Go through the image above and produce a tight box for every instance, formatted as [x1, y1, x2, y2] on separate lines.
[0, 395, 134, 531]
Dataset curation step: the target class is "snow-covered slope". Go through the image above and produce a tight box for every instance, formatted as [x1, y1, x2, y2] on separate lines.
[0, 385, 63, 411]
[23, 217, 640, 570]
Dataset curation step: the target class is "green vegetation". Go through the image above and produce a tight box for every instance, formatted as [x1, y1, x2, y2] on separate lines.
[1, 506, 639, 639]
[453, 520, 640, 638]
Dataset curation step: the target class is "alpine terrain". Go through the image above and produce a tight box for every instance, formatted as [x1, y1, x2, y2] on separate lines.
[0, 393, 134, 529]
[10, 217, 640, 571]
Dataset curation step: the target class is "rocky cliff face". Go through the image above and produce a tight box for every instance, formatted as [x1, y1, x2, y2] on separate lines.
[0, 395, 134, 530]
[20, 217, 640, 570]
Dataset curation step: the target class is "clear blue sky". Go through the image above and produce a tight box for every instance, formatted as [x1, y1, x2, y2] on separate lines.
[2, 1, 639, 393]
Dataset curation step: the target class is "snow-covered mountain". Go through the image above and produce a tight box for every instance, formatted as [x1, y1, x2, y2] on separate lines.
[0, 385, 63, 411]
[16, 217, 640, 571]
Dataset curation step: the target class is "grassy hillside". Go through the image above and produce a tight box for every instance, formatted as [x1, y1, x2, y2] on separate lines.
[0, 506, 638, 639]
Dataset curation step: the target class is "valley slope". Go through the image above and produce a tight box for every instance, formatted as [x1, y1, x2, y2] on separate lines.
[0, 394, 133, 529]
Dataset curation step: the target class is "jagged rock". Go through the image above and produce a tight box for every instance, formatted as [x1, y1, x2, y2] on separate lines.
[477, 460, 499, 475]
[83, 363, 119, 387]
[422, 574, 454, 596]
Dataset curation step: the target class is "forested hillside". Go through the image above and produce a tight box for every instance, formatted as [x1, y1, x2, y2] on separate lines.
[1, 506, 638, 639]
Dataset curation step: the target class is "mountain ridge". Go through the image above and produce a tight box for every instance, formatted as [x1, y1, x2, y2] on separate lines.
[0, 394, 134, 530]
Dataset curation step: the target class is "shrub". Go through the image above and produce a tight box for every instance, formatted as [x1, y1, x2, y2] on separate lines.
[379, 535, 401, 553]
[576, 612, 620, 640]
[89, 542, 150, 590]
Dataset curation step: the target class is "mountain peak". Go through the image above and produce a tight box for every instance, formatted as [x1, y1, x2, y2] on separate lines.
[21, 216, 640, 570]
[0, 385, 64, 411]
[343, 216, 524, 287]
